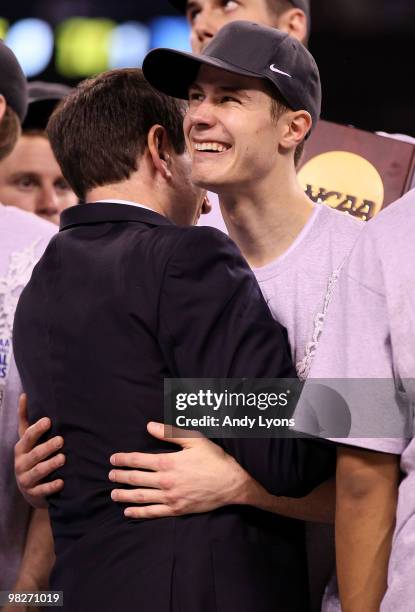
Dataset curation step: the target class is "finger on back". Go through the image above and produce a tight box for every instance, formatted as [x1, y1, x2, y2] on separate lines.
[15, 417, 52, 455]
[110, 451, 160, 470]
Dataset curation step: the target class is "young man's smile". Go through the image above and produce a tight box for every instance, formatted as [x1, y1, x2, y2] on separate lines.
[193, 141, 231, 153]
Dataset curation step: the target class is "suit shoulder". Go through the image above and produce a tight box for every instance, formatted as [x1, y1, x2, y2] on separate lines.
[134, 225, 243, 275]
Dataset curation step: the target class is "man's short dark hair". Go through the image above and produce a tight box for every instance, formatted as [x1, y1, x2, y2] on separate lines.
[47, 69, 187, 201]
[0, 105, 20, 162]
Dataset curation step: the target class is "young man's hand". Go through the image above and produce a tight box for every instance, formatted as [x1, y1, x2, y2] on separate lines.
[14, 395, 65, 508]
[109, 422, 253, 519]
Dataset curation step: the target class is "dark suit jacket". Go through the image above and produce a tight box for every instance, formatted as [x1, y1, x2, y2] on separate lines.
[13, 203, 334, 612]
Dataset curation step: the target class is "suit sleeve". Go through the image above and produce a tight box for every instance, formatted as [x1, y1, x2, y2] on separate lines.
[158, 227, 335, 496]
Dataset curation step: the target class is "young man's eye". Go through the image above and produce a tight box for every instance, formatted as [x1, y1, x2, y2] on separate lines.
[221, 96, 239, 103]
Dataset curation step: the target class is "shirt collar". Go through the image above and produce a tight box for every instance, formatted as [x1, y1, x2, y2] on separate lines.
[92, 199, 155, 212]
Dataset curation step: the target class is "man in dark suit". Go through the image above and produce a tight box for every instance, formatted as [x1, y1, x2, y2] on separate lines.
[13, 68, 333, 611]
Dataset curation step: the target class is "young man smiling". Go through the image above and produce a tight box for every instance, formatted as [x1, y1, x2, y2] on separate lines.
[143, 20, 361, 373]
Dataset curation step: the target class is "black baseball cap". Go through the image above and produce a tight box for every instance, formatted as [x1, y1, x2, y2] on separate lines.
[23, 81, 72, 130]
[0, 40, 28, 122]
[143, 20, 321, 129]
[169, 0, 310, 23]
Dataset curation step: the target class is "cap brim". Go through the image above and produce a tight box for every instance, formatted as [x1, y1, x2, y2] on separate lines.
[143, 48, 263, 100]
[27, 82, 72, 106]
[27, 95, 62, 106]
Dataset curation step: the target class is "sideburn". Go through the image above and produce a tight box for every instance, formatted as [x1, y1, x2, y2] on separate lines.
[0, 106, 21, 162]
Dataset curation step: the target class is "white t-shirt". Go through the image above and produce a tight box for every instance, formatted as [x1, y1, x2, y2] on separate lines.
[252, 203, 363, 378]
[0, 204, 56, 590]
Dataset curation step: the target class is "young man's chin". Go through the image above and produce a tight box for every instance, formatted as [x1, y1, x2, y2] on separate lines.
[192, 175, 229, 195]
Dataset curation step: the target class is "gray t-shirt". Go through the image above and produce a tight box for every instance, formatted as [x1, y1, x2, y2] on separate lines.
[253, 203, 363, 379]
[301, 189, 415, 611]
[0, 204, 56, 590]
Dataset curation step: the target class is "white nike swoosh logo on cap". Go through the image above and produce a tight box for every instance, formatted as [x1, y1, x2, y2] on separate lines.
[269, 64, 292, 78]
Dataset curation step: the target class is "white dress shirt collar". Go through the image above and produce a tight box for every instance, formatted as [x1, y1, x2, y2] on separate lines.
[93, 199, 154, 212]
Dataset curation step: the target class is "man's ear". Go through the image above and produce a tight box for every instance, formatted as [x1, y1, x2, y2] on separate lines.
[279, 110, 312, 149]
[147, 124, 173, 180]
[0, 95, 7, 123]
[275, 8, 308, 46]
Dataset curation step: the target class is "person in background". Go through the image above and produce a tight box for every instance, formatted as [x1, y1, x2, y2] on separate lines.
[0, 81, 77, 226]
[170, 0, 309, 52]
[0, 41, 57, 610]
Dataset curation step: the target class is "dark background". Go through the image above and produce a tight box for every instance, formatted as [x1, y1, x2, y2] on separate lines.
[1, 0, 414, 136]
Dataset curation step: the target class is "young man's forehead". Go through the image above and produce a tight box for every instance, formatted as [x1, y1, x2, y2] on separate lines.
[190, 64, 266, 92]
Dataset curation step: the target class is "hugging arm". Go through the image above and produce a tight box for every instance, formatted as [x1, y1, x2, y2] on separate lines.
[16, 230, 335, 513]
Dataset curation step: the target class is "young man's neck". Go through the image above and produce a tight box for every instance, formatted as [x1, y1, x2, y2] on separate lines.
[219, 172, 314, 268]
